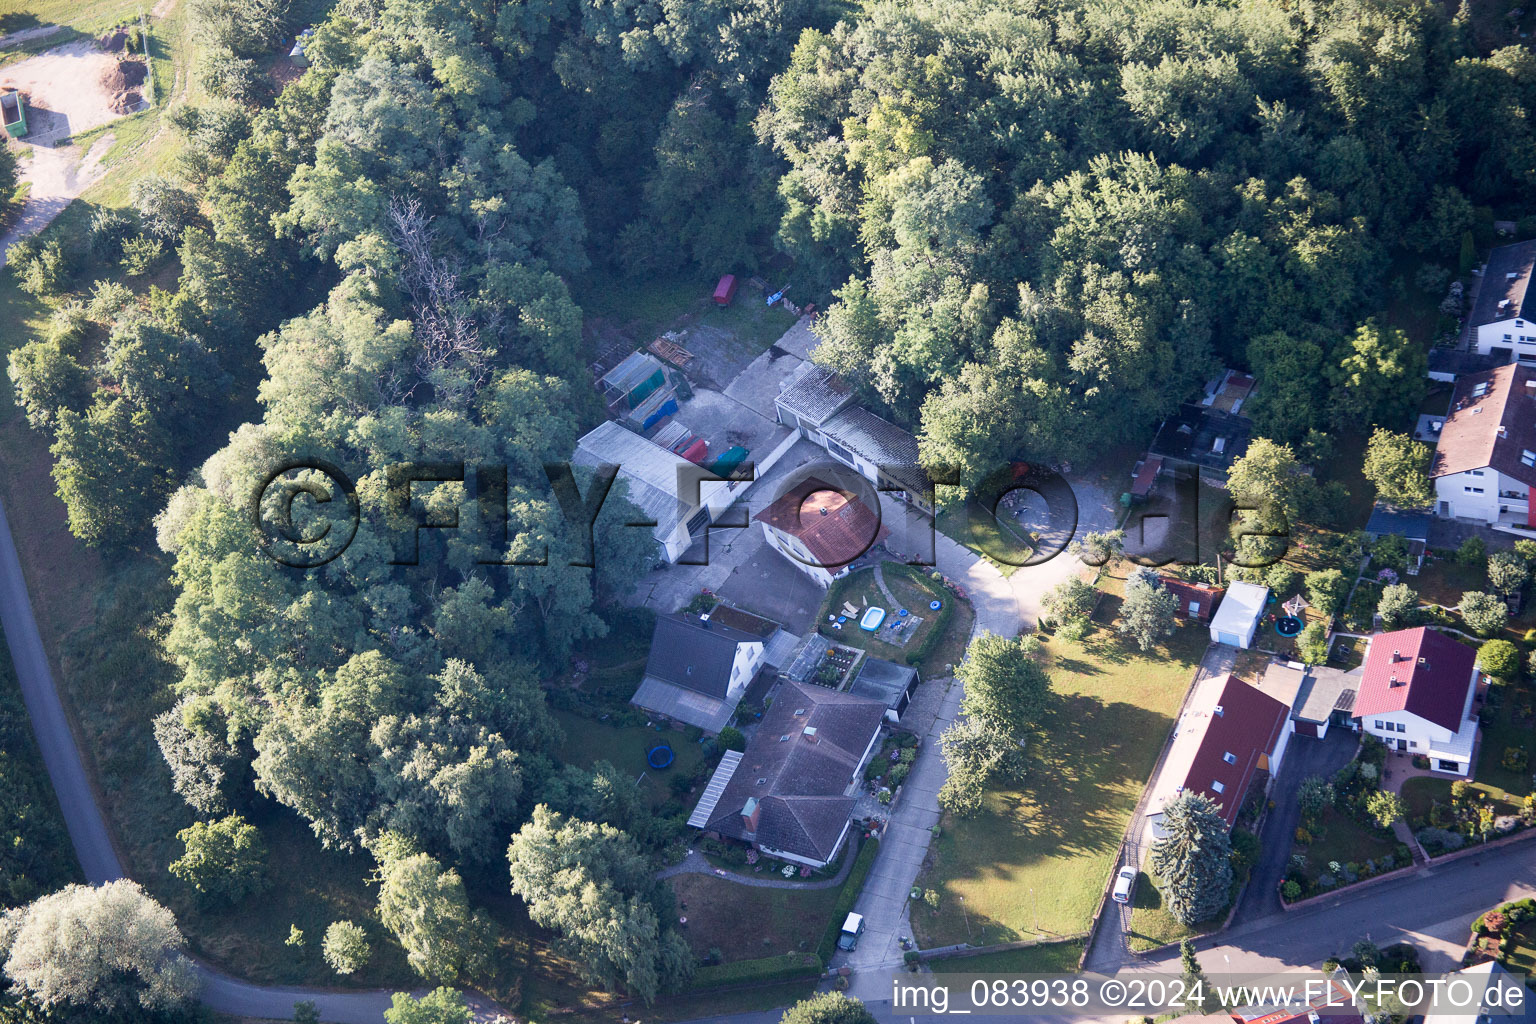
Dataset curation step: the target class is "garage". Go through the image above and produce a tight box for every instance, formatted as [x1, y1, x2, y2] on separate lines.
[1207, 581, 1270, 649]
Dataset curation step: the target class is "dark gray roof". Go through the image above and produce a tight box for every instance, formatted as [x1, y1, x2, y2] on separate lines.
[1293, 665, 1361, 724]
[753, 795, 855, 863]
[698, 681, 884, 862]
[848, 658, 918, 709]
[776, 366, 853, 426]
[642, 613, 761, 699]
[1472, 239, 1536, 327]
[1365, 504, 1431, 541]
[822, 407, 921, 467]
[630, 677, 736, 733]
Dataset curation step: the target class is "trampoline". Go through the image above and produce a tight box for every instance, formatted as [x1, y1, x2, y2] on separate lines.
[860, 607, 887, 631]
[1275, 616, 1303, 638]
[646, 745, 675, 769]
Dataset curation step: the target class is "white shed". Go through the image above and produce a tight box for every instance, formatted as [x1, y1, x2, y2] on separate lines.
[1209, 581, 1269, 649]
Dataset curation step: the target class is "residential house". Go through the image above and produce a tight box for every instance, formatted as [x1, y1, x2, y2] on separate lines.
[1262, 660, 1359, 740]
[1160, 576, 1222, 623]
[1150, 673, 1293, 834]
[1429, 364, 1536, 529]
[1470, 239, 1536, 363]
[1353, 627, 1480, 775]
[1422, 961, 1531, 1024]
[687, 681, 886, 868]
[1147, 369, 1255, 479]
[754, 477, 890, 587]
[1209, 581, 1270, 649]
[572, 420, 740, 562]
[848, 657, 920, 723]
[774, 366, 931, 512]
[630, 612, 766, 733]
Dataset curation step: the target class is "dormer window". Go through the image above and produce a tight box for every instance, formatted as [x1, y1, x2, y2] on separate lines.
[1523, 450, 1536, 468]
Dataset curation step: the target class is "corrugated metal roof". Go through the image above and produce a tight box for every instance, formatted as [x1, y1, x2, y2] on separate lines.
[572, 420, 731, 537]
[776, 365, 852, 425]
[687, 750, 743, 828]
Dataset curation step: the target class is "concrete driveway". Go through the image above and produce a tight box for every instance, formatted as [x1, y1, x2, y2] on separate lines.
[1230, 727, 1358, 927]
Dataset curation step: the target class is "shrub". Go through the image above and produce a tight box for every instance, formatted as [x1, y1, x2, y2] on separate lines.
[322, 921, 370, 975]
[1458, 536, 1488, 567]
[1298, 621, 1330, 665]
[88, 207, 137, 261]
[120, 234, 166, 276]
[13, 237, 75, 296]
[1294, 826, 1313, 845]
[1416, 827, 1465, 853]
[1460, 592, 1509, 637]
[1281, 880, 1301, 902]
[1265, 564, 1300, 596]
[1502, 746, 1528, 772]
[716, 726, 745, 752]
[1305, 569, 1350, 617]
[686, 953, 822, 991]
[816, 839, 880, 964]
[1478, 640, 1521, 681]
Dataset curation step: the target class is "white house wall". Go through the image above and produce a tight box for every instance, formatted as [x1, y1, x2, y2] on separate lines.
[1475, 318, 1536, 359]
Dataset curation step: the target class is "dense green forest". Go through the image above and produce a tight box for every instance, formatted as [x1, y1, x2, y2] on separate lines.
[3, 0, 1536, 1006]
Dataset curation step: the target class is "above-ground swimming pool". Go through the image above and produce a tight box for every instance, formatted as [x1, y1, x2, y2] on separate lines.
[860, 607, 886, 631]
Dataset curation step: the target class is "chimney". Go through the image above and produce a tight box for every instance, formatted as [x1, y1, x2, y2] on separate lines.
[803, 726, 818, 743]
[741, 797, 761, 832]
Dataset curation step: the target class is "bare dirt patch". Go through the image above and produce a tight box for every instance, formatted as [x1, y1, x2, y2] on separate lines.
[0, 39, 136, 139]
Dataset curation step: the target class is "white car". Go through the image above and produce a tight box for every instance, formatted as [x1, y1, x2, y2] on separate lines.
[1111, 865, 1137, 904]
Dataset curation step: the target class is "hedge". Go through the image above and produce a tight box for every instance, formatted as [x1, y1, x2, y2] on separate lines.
[815, 836, 881, 963]
[882, 564, 955, 667]
[685, 952, 822, 991]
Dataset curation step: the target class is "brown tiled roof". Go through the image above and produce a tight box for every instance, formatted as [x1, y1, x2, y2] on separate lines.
[699, 681, 885, 862]
[755, 478, 890, 568]
[1431, 363, 1536, 486]
[1182, 675, 1290, 826]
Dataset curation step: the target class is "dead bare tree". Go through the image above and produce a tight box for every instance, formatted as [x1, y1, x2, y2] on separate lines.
[385, 196, 492, 409]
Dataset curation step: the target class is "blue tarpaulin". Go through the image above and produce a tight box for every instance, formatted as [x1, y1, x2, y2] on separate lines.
[642, 398, 678, 430]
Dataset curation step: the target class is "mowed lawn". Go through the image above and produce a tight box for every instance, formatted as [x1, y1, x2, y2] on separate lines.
[910, 620, 1205, 947]
[551, 709, 706, 809]
[667, 874, 837, 963]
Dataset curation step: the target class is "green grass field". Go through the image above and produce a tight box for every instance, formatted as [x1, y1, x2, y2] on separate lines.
[910, 622, 1205, 947]
[667, 873, 838, 963]
[551, 709, 707, 809]
[929, 939, 1085, 974]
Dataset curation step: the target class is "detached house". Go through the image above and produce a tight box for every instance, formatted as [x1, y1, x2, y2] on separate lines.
[1430, 364, 1536, 528]
[1470, 239, 1536, 363]
[1353, 627, 1480, 775]
[630, 612, 765, 733]
[754, 477, 890, 587]
[1149, 674, 1292, 835]
[687, 681, 885, 868]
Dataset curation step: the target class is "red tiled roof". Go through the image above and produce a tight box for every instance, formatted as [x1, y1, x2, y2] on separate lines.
[754, 478, 889, 568]
[1131, 455, 1163, 497]
[1430, 363, 1536, 487]
[1353, 627, 1476, 733]
[1183, 675, 1290, 825]
[1159, 577, 1222, 622]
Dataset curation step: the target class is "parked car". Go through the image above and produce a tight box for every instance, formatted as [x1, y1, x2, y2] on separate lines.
[837, 912, 865, 951]
[1111, 865, 1137, 904]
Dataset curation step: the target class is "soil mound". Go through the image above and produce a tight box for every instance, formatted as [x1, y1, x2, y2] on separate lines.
[99, 29, 128, 52]
[99, 58, 145, 92]
[108, 90, 140, 114]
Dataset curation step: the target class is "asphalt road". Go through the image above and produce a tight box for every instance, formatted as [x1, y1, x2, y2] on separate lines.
[6, 481, 1535, 1024]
